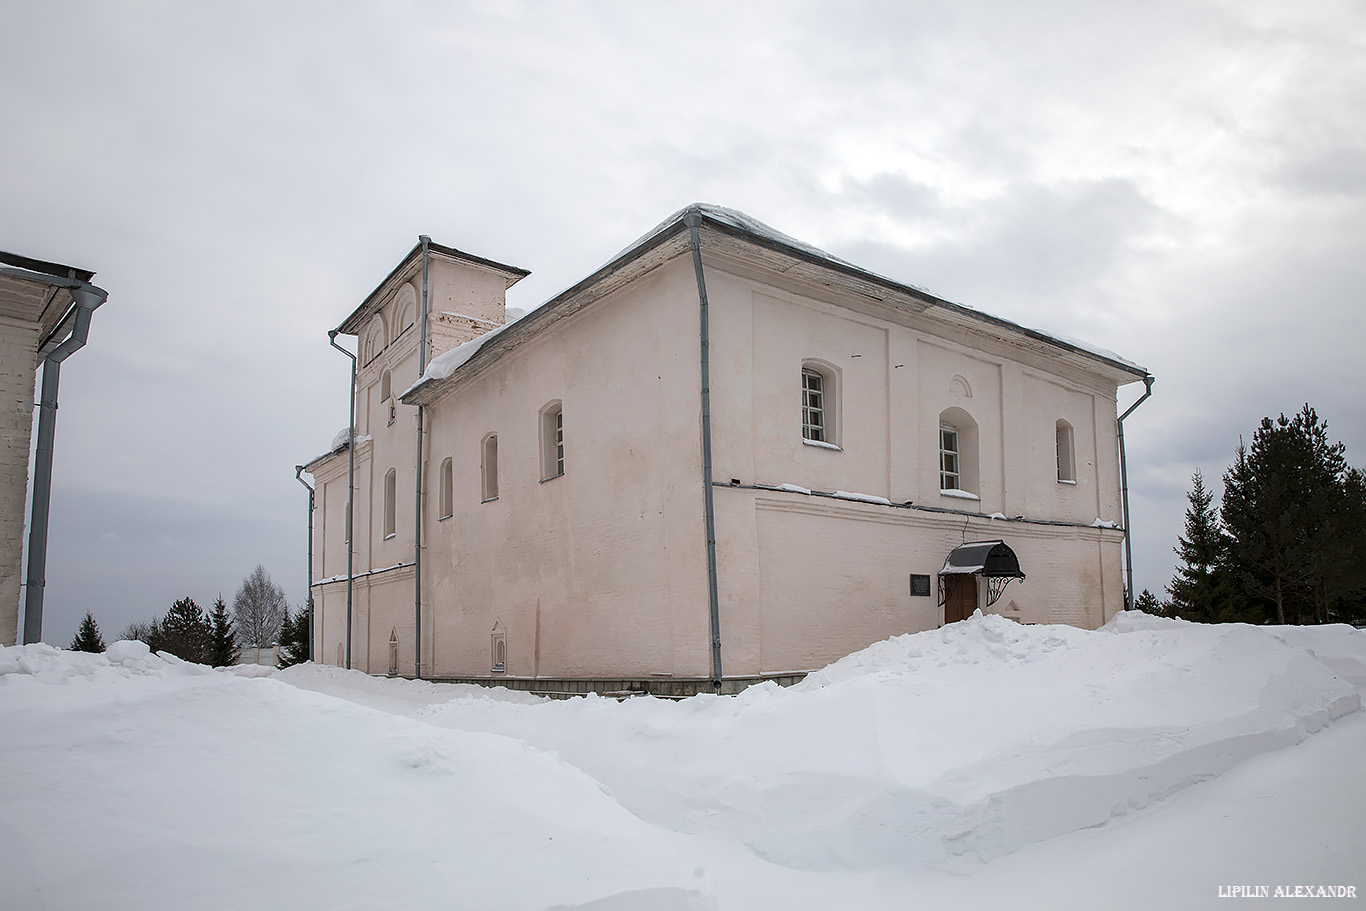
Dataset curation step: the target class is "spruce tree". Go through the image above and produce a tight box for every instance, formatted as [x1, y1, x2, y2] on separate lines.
[70, 611, 106, 653]
[277, 605, 311, 668]
[208, 597, 240, 667]
[1133, 588, 1169, 617]
[161, 597, 212, 664]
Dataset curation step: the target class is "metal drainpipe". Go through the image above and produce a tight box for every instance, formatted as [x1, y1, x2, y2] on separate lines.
[295, 465, 315, 661]
[414, 235, 430, 679]
[328, 330, 357, 668]
[22, 284, 106, 644]
[684, 211, 724, 692]
[1118, 374, 1155, 610]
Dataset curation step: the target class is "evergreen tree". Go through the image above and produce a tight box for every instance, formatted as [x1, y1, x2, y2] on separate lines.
[277, 604, 311, 668]
[161, 597, 212, 664]
[208, 597, 240, 668]
[69, 611, 106, 653]
[1220, 405, 1361, 625]
[1166, 471, 1251, 623]
[1133, 588, 1170, 617]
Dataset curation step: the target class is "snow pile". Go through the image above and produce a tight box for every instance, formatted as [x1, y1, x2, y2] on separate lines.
[325, 614, 1360, 870]
[2, 616, 1363, 909]
[0, 648, 714, 911]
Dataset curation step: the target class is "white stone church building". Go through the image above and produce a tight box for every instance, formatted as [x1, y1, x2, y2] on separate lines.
[303, 205, 1150, 694]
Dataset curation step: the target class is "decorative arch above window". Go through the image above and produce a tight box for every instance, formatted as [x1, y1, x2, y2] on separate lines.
[800, 359, 841, 448]
[939, 406, 980, 496]
[392, 284, 418, 340]
[361, 314, 387, 367]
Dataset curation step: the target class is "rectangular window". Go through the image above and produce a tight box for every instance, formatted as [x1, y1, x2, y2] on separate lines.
[541, 403, 564, 481]
[554, 409, 564, 477]
[1056, 422, 1076, 482]
[940, 426, 960, 490]
[802, 370, 825, 442]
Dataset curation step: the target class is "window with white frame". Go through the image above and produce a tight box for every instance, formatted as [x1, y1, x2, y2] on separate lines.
[540, 402, 564, 480]
[802, 369, 826, 442]
[383, 468, 396, 537]
[439, 457, 453, 519]
[940, 424, 961, 490]
[1056, 419, 1076, 483]
[938, 407, 979, 496]
[491, 620, 506, 673]
[799, 361, 840, 447]
[481, 434, 499, 501]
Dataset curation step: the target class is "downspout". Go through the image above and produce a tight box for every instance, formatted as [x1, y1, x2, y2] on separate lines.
[22, 284, 106, 644]
[295, 465, 315, 661]
[414, 235, 430, 679]
[684, 212, 724, 691]
[328, 331, 357, 668]
[1117, 374, 1155, 610]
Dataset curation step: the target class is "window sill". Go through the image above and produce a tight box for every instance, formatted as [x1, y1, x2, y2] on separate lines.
[801, 438, 842, 451]
[481, 496, 498, 504]
[940, 488, 980, 501]
[383, 532, 396, 540]
[491, 665, 505, 674]
[1057, 479, 1077, 486]
[438, 513, 452, 521]
[540, 472, 564, 483]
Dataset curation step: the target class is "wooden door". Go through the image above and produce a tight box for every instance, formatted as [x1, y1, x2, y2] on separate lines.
[943, 575, 978, 625]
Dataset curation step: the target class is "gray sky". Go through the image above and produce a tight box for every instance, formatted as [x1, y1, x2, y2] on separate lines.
[5, 0, 1364, 646]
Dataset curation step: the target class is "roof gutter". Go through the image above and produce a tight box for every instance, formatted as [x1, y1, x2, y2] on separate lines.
[22, 282, 107, 644]
[414, 235, 430, 679]
[328, 330, 357, 668]
[1117, 374, 1155, 610]
[684, 212, 724, 692]
[295, 465, 315, 662]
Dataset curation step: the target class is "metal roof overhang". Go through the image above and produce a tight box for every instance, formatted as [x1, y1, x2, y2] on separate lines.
[940, 540, 1026, 578]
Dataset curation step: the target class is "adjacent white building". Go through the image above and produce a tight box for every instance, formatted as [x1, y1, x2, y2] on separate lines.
[304, 205, 1150, 694]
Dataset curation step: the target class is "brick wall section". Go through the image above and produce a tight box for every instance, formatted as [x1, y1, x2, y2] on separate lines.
[0, 320, 39, 647]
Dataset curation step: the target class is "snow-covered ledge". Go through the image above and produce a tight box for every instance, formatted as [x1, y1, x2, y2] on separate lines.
[940, 488, 980, 501]
[801, 438, 842, 451]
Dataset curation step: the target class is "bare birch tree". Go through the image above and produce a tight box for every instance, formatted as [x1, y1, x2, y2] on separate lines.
[232, 564, 287, 647]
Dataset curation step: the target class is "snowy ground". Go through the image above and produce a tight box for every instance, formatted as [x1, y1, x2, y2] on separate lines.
[2, 613, 1364, 910]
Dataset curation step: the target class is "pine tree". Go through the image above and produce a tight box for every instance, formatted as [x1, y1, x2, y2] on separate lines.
[1133, 588, 1170, 617]
[1166, 471, 1250, 622]
[208, 597, 240, 667]
[161, 597, 212, 664]
[277, 604, 311, 668]
[69, 611, 106, 653]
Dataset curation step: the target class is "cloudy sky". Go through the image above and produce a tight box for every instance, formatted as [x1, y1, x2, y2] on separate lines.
[5, 0, 1364, 645]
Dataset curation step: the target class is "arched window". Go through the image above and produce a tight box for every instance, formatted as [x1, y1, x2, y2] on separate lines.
[800, 360, 840, 447]
[1056, 419, 1076, 483]
[540, 401, 564, 480]
[481, 434, 499, 501]
[439, 457, 453, 519]
[491, 620, 506, 673]
[388, 629, 399, 676]
[383, 468, 397, 538]
[938, 407, 979, 496]
[381, 370, 395, 425]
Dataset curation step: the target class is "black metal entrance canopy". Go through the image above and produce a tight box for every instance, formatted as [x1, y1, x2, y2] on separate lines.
[939, 541, 1025, 607]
